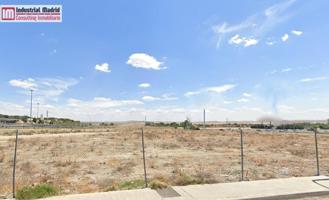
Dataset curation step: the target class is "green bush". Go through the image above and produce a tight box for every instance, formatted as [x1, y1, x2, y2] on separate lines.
[276, 123, 307, 130]
[16, 184, 58, 200]
[145, 119, 199, 130]
[311, 123, 329, 130]
[250, 124, 274, 129]
[106, 180, 146, 191]
[174, 171, 203, 186]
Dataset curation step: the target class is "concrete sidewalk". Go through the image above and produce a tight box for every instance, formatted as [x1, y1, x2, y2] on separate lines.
[41, 176, 329, 200]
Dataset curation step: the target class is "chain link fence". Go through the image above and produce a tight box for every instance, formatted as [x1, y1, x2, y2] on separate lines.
[0, 126, 329, 198]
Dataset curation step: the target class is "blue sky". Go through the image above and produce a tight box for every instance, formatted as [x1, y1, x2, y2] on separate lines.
[1, 0, 329, 121]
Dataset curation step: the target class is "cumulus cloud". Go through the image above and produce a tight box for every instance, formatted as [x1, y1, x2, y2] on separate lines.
[291, 30, 303, 36]
[95, 63, 111, 73]
[9, 78, 37, 90]
[138, 83, 151, 88]
[229, 34, 258, 47]
[127, 53, 163, 70]
[212, 22, 254, 48]
[185, 84, 236, 97]
[281, 33, 289, 42]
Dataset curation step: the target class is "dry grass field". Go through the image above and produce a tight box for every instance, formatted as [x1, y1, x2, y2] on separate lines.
[1, 124, 329, 197]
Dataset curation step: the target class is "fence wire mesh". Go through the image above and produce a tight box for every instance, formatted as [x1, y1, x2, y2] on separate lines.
[0, 126, 329, 198]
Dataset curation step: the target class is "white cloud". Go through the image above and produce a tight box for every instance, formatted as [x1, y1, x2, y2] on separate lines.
[278, 104, 295, 112]
[9, 78, 78, 100]
[206, 84, 236, 93]
[212, 0, 296, 48]
[299, 77, 328, 82]
[9, 79, 37, 90]
[213, 22, 254, 48]
[185, 91, 201, 97]
[0, 101, 27, 116]
[68, 97, 143, 108]
[185, 84, 236, 97]
[266, 41, 275, 46]
[229, 34, 258, 47]
[138, 83, 151, 88]
[142, 94, 178, 101]
[281, 68, 292, 72]
[2, 101, 328, 122]
[281, 33, 289, 42]
[223, 100, 233, 104]
[291, 30, 303, 36]
[127, 53, 163, 70]
[142, 96, 159, 101]
[95, 63, 111, 73]
[237, 98, 250, 103]
[269, 68, 293, 75]
[161, 94, 178, 101]
[265, 0, 296, 17]
[243, 93, 252, 97]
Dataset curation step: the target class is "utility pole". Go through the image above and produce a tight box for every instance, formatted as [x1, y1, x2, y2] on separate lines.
[141, 128, 148, 187]
[314, 129, 320, 176]
[240, 128, 244, 181]
[203, 108, 206, 128]
[37, 103, 40, 119]
[30, 90, 33, 122]
[12, 130, 19, 198]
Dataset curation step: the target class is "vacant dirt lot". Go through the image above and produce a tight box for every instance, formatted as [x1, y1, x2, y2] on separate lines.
[1, 124, 329, 197]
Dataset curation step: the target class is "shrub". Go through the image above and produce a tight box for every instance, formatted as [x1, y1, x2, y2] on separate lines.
[16, 184, 58, 200]
[149, 179, 168, 190]
[276, 123, 307, 130]
[145, 119, 199, 130]
[106, 179, 145, 191]
[173, 171, 202, 186]
[250, 124, 274, 129]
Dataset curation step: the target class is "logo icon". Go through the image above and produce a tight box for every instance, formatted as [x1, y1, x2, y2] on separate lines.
[1, 7, 15, 20]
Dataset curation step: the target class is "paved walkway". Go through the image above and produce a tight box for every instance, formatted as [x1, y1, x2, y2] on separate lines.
[41, 176, 329, 200]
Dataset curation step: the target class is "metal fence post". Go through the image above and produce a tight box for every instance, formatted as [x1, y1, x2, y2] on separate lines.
[141, 128, 148, 187]
[12, 129, 19, 198]
[240, 128, 244, 181]
[314, 129, 320, 176]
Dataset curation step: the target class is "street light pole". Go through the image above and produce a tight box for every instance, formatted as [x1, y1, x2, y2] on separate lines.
[30, 90, 33, 122]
